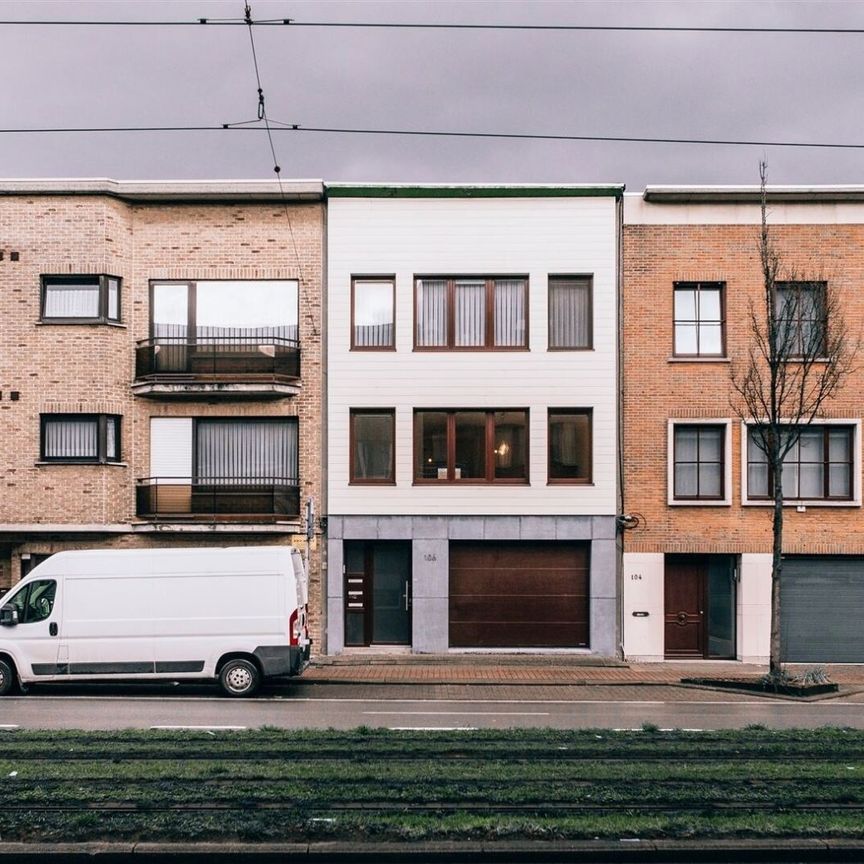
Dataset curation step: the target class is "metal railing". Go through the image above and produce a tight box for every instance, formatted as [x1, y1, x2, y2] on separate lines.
[136, 477, 301, 520]
[134, 336, 301, 382]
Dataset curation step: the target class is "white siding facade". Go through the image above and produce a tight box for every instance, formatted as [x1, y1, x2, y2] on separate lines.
[325, 187, 622, 656]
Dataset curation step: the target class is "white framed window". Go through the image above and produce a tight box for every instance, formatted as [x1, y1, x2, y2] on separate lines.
[741, 419, 861, 507]
[667, 419, 732, 506]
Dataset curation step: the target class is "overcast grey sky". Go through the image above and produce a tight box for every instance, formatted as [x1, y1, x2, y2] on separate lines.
[1, 0, 862, 189]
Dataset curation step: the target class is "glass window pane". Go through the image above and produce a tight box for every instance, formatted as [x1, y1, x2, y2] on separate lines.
[454, 281, 486, 347]
[798, 429, 822, 461]
[699, 287, 722, 320]
[698, 464, 722, 498]
[417, 411, 448, 479]
[748, 428, 769, 463]
[829, 429, 851, 461]
[43, 417, 99, 459]
[829, 464, 851, 497]
[416, 280, 448, 347]
[698, 426, 723, 462]
[549, 411, 591, 480]
[454, 412, 486, 479]
[698, 324, 723, 355]
[549, 279, 590, 348]
[675, 427, 699, 461]
[195, 419, 298, 482]
[494, 411, 527, 480]
[107, 278, 120, 321]
[674, 324, 698, 355]
[799, 464, 823, 499]
[196, 281, 298, 343]
[674, 288, 697, 320]
[44, 279, 100, 318]
[353, 281, 394, 347]
[353, 412, 394, 481]
[494, 279, 526, 347]
[152, 283, 189, 339]
[748, 464, 769, 497]
[674, 464, 698, 497]
[106, 417, 119, 462]
[781, 463, 799, 498]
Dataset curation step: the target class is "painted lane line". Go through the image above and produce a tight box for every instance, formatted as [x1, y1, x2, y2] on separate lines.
[363, 711, 550, 717]
[389, 727, 479, 731]
[150, 725, 247, 731]
[0, 725, 19, 730]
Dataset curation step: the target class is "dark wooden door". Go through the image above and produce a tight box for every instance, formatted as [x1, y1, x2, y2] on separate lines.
[664, 558, 705, 657]
[449, 542, 589, 648]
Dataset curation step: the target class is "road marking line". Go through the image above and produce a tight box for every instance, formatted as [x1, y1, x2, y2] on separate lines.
[0, 725, 19, 730]
[364, 711, 550, 717]
[150, 725, 247, 731]
[389, 727, 478, 731]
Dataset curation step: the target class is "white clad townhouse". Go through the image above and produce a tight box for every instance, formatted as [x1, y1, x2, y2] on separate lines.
[324, 184, 623, 656]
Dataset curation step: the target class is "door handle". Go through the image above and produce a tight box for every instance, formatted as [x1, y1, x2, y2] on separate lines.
[49, 622, 58, 636]
[404, 581, 411, 612]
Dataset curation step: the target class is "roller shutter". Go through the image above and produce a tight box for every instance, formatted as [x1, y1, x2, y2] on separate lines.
[781, 557, 864, 662]
[449, 541, 589, 648]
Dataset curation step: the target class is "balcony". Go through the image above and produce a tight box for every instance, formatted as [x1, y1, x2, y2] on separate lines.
[132, 336, 301, 400]
[136, 477, 301, 522]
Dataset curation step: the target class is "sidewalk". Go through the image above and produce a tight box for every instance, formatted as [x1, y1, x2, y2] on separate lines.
[305, 653, 864, 686]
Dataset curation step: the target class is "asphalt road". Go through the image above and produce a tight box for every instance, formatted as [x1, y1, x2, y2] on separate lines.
[2, 682, 864, 730]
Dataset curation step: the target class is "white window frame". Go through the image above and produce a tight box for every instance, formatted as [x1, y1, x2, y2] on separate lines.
[740, 419, 861, 507]
[667, 419, 732, 507]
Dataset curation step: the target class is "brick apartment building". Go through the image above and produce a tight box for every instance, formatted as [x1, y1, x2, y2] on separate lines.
[623, 186, 864, 663]
[0, 180, 325, 643]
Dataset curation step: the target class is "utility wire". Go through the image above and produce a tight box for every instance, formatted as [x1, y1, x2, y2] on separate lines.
[2, 18, 864, 34]
[1, 123, 863, 151]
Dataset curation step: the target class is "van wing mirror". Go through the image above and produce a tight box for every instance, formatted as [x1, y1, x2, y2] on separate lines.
[0, 604, 18, 626]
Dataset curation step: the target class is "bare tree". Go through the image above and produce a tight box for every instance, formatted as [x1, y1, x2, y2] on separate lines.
[731, 162, 857, 675]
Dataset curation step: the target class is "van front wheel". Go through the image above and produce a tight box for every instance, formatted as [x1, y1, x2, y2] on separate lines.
[218, 659, 260, 697]
[0, 659, 15, 696]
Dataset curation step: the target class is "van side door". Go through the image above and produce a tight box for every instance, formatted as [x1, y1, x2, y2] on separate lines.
[0, 579, 61, 681]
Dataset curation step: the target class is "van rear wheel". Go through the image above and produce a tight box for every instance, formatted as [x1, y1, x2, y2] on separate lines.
[0, 659, 15, 696]
[218, 659, 260, 697]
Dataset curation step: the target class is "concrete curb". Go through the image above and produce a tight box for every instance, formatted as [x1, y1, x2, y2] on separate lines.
[2, 839, 864, 862]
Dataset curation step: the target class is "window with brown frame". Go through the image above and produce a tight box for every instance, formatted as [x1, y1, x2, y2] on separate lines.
[415, 277, 527, 350]
[414, 409, 528, 483]
[775, 281, 827, 358]
[673, 282, 725, 357]
[673, 424, 725, 500]
[747, 424, 853, 501]
[350, 409, 396, 483]
[548, 409, 592, 483]
[352, 278, 395, 350]
[548, 276, 592, 350]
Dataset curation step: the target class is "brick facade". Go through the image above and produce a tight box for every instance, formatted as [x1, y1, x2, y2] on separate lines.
[0, 184, 325, 644]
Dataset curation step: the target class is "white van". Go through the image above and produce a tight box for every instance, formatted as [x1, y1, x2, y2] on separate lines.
[0, 546, 310, 697]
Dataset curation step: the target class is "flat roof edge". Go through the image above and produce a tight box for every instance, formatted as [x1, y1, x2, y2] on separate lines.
[326, 183, 625, 199]
[643, 185, 864, 204]
[0, 179, 325, 202]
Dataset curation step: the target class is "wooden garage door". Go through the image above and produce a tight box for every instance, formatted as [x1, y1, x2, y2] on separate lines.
[449, 542, 589, 648]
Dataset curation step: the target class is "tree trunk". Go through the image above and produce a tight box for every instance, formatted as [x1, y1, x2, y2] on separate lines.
[770, 461, 784, 675]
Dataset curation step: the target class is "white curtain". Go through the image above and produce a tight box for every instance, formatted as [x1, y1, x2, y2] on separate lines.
[43, 282, 100, 318]
[43, 417, 98, 459]
[549, 279, 590, 348]
[455, 281, 485, 346]
[196, 419, 298, 483]
[416, 280, 448, 346]
[494, 279, 526, 347]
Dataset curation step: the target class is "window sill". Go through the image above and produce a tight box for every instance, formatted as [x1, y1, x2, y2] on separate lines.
[35, 461, 128, 467]
[413, 347, 530, 353]
[548, 480, 594, 486]
[37, 320, 126, 328]
[412, 480, 530, 486]
[349, 480, 397, 486]
[667, 356, 730, 363]
[669, 499, 731, 507]
[742, 498, 860, 508]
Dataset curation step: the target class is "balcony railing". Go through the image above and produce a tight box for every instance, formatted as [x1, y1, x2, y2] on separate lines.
[136, 476, 301, 521]
[134, 336, 301, 382]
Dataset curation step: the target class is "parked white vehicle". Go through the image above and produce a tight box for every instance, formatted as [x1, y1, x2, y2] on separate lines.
[0, 546, 310, 697]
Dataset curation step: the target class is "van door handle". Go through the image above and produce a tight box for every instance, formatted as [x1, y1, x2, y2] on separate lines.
[49, 623, 58, 636]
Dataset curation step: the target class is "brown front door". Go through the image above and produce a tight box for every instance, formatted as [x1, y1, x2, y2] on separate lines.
[664, 557, 705, 657]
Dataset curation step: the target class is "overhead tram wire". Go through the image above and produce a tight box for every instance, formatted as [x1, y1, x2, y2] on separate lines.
[2, 18, 864, 34]
[239, 2, 319, 339]
[2, 124, 864, 151]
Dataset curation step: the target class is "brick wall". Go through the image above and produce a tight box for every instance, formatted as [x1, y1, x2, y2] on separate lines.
[0, 193, 325, 643]
[623, 221, 864, 556]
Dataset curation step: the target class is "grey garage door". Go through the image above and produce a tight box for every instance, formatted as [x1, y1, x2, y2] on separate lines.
[782, 557, 864, 662]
